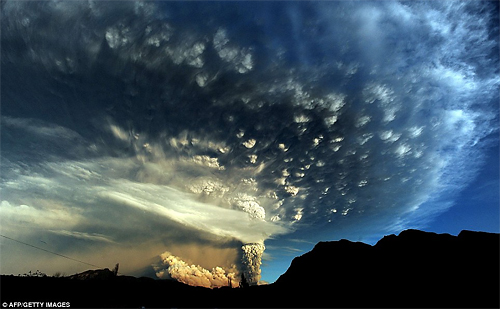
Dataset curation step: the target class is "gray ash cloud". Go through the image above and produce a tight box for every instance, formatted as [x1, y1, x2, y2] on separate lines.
[1, 0, 498, 284]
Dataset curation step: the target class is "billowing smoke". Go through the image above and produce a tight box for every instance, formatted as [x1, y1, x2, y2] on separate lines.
[241, 243, 266, 285]
[155, 252, 238, 288]
[1, 0, 498, 284]
[155, 244, 266, 287]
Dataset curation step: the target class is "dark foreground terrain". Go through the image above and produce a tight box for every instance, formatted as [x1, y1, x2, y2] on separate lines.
[1, 229, 498, 308]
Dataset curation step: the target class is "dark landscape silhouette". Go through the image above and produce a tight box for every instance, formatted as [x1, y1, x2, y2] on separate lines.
[1, 229, 498, 308]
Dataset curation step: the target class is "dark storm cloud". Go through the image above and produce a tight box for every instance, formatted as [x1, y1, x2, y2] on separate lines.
[1, 0, 498, 283]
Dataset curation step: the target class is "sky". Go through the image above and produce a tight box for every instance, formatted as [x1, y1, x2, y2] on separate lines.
[1, 0, 499, 285]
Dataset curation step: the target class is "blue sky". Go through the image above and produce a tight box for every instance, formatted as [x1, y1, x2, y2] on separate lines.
[262, 140, 500, 283]
[426, 142, 499, 235]
[1, 0, 498, 285]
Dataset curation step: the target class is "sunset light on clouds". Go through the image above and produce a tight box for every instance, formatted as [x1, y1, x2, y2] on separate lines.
[1, 0, 498, 285]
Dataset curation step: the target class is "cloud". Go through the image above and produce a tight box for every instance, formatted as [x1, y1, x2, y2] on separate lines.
[155, 251, 238, 288]
[0, 117, 289, 279]
[1, 0, 498, 284]
[98, 178, 287, 243]
[48, 230, 115, 244]
[0, 201, 82, 233]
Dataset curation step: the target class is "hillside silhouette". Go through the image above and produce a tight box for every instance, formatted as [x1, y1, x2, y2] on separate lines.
[274, 229, 499, 307]
[1, 229, 498, 308]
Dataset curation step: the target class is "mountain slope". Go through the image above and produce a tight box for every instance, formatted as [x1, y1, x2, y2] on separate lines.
[274, 229, 499, 307]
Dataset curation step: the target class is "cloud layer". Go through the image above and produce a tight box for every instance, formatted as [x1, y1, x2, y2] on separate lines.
[1, 0, 498, 283]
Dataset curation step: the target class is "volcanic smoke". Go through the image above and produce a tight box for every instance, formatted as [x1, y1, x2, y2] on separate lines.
[241, 243, 265, 285]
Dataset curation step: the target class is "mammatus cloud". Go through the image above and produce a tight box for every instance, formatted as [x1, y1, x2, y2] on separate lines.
[1, 0, 498, 284]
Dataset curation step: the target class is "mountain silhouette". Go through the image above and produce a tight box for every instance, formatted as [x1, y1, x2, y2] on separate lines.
[1, 229, 498, 308]
[274, 229, 499, 307]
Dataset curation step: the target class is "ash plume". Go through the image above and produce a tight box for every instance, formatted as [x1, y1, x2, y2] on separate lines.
[241, 243, 265, 285]
[155, 252, 238, 288]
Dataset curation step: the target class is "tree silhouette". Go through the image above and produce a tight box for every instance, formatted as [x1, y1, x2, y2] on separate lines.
[113, 263, 119, 276]
[239, 273, 249, 288]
